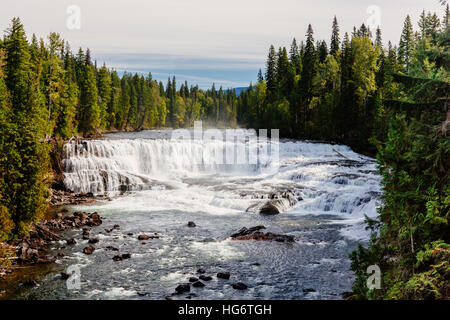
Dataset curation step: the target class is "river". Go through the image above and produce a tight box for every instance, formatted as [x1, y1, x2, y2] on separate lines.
[5, 129, 381, 300]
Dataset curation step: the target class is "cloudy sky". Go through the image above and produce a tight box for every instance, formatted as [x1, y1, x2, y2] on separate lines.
[0, 0, 445, 88]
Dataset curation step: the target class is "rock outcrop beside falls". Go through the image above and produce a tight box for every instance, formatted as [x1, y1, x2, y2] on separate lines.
[245, 190, 302, 215]
[15, 211, 102, 264]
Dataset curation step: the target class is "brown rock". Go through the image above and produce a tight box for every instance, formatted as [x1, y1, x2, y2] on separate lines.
[83, 245, 95, 255]
[138, 234, 150, 240]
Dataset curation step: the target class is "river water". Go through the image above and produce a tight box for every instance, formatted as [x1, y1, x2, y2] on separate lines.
[6, 129, 381, 300]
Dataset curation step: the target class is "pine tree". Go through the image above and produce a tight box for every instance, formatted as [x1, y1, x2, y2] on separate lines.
[265, 45, 277, 101]
[2, 18, 49, 235]
[443, 4, 450, 28]
[257, 68, 263, 83]
[96, 65, 112, 129]
[398, 15, 414, 71]
[330, 16, 340, 56]
[375, 27, 383, 49]
[299, 24, 316, 135]
[78, 65, 100, 135]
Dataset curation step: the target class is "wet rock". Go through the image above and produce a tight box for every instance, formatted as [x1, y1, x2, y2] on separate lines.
[199, 275, 212, 281]
[259, 202, 281, 214]
[127, 233, 133, 236]
[56, 252, 65, 258]
[60, 272, 70, 280]
[138, 234, 150, 240]
[187, 221, 196, 227]
[88, 238, 99, 244]
[113, 255, 122, 261]
[230, 226, 294, 242]
[232, 282, 248, 290]
[137, 292, 148, 297]
[113, 224, 120, 229]
[22, 279, 38, 288]
[302, 288, 316, 293]
[192, 281, 205, 288]
[217, 272, 230, 280]
[165, 296, 173, 300]
[251, 263, 261, 266]
[88, 212, 102, 227]
[36, 257, 55, 264]
[104, 228, 112, 233]
[106, 246, 119, 251]
[122, 253, 131, 259]
[83, 245, 95, 255]
[189, 277, 199, 282]
[66, 238, 77, 245]
[175, 283, 191, 294]
[17, 246, 39, 262]
[231, 226, 266, 238]
[197, 268, 206, 274]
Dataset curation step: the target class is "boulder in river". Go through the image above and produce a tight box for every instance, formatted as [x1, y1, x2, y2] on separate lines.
[138, 234, 150, 240]
[232, 282, 248, 290]
[60, 272, 70, 280]
[230, 226, 294, 242]
[189, 277, 199, 282]
[192, 281, 205, 288]
[83, 245, 95, 255]
[175, 283, 191, 294]
[199, 275, 212, 281]
[217, 272, 230, 280]
[88, 238, 99, 244]
[187, 221, 196, 227]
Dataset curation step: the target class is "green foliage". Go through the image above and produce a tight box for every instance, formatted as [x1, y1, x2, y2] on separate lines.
[350, 21, 449, 300]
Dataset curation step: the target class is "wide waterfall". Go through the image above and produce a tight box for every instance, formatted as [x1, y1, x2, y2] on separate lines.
[62, 131, 381, 221]
[13, 130, 383, 300]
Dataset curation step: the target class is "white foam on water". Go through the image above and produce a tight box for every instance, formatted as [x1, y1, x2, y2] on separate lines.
[63, 132, 382, 241]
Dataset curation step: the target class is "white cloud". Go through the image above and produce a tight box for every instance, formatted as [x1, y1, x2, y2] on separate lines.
[0, 0, 445, 87]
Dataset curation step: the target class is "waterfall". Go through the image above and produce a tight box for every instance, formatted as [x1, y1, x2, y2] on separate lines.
[62, 134, 381, 221]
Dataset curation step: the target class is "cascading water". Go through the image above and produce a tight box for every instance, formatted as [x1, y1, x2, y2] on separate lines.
[10, 129, 382, 300]
[63, 131, 381, 223]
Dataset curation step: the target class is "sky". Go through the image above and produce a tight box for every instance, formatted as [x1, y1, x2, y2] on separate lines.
[0, 0, 446, 88]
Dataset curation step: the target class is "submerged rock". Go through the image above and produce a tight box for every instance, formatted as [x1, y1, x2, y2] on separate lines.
[230, 226, 294, 242]
[199, 275, 212, 281]
[192, 281, 205, 288]
[217, 272, 230, 280]
[232, 282, 248, 290]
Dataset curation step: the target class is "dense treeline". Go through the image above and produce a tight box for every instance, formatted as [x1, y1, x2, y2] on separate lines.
[350, 9, 449, 299]
[0, 17, 238, 241]
[235, 10, 447, 155]
[0, 4, 449, 300]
